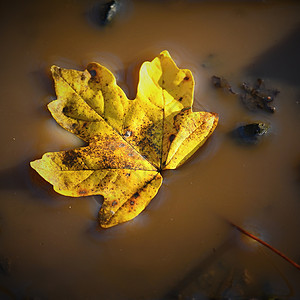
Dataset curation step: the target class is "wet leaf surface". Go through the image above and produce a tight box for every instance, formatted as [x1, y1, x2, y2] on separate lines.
[30, 51, 218, 228]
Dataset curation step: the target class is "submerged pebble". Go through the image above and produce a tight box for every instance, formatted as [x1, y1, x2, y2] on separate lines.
[88, 0, 122, 27]
[102, 1, 121, 25]
[230, 123, 270, 145]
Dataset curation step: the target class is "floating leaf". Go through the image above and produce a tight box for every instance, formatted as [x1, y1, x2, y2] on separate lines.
[31, 51, 218, 228]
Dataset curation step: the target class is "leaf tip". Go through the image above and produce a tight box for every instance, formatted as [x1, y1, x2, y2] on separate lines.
[50, 65, 59, 73]
[159, 50, 171, 58]
[50, 65, 62, 81]
[30, 158, 43, 176]
[29, 160, 36, 170]
[212, 111, 219, 121]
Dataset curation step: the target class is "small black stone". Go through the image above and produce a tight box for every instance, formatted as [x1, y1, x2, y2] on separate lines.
[231, 123, 270, 145]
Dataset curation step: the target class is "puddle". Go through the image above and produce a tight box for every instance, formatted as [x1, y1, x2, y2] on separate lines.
[0, 0, 299, 299]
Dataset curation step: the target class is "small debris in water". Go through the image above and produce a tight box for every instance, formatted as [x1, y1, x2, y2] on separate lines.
[230, 123, 270, 145]
[211, 75, 237, 94]
[240, 79, 279, 113]
[88, 0, 122, 27]
[212, 76, 279, 113]
[100, 1, 121, 26]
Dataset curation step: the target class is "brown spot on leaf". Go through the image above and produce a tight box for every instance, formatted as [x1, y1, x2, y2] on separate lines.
[112, 200, 118, 206]
[62, 150, 80, 168]
[135, 121, 162, 156]
[184, 76, 190, 81]
[89, 69, 96, 77]
[130, 200, 135, 205]
[178, 97, 183, 102]
[169, 134, 176, 142]
[62, 106, 70, 114]
[133, 192, 139, 198]
[79, 189, 87, 195]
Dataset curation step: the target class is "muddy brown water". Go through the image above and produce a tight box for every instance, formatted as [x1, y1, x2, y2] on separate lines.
[1, 0, 300, 299]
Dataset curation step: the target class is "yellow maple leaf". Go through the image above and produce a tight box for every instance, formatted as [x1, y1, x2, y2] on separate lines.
[30, 51, 218, 228]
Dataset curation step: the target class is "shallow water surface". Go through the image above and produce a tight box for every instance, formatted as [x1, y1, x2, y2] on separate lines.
[0, 0, 300, 299]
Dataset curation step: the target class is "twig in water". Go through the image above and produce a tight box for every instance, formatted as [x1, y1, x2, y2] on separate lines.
[229, 221, 300, 271]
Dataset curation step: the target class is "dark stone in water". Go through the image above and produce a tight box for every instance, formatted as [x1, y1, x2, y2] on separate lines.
[88, 1, 122, 27]
[101, 1, 121, 25]
[231, 123, 270, 144]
